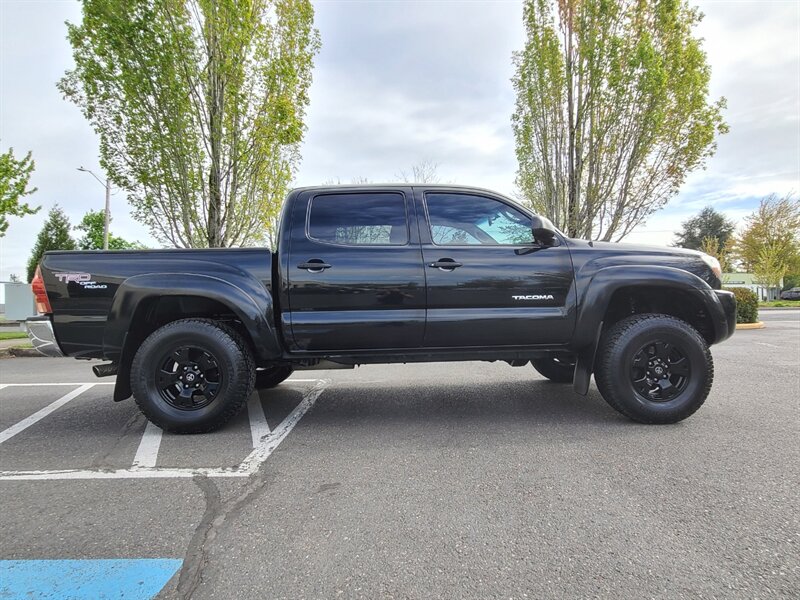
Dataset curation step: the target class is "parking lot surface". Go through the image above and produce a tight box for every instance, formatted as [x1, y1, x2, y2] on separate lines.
[1, 310, 798, 599]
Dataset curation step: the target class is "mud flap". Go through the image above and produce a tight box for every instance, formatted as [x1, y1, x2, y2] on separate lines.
[573, 322, 603, 396]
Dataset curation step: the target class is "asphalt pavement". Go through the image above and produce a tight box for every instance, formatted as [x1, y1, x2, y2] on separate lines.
[0, 310, 798, 599]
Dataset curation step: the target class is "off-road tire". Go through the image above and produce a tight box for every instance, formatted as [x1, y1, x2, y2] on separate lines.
[130, 319, 255, 434]
[594, 313, 713, 424]
[531, 356, 575, 383]
[255, 366, 294, 389]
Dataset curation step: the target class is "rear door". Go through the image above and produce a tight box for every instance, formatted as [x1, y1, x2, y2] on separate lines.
[286, 188, 426, 351]
[416, 189, 576, 347]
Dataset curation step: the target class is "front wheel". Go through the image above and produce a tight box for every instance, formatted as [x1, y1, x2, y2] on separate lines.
[594, 314, 713, 424]
[130, 319, 255, 434]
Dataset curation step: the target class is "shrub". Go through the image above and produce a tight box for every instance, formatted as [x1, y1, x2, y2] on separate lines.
[724, 287, 759, 323]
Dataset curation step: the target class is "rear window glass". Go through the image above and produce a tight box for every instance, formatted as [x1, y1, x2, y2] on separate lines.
[308, 193, 408, 245]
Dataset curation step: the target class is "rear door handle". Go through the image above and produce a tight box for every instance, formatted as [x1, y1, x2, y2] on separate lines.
[297, 259, 331, 272]
[428, 259, 463, 271]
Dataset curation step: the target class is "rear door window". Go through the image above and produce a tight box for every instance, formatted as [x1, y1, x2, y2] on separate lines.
[308, 193, 408, 246]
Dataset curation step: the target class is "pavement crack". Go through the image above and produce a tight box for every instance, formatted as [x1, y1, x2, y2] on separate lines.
[176, 468, 274, 599]
[90, 411, 145, 470]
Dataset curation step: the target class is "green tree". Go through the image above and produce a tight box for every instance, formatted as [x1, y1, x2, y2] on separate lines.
[59, 0, 320, 248]
[0, 143, 40, 236]
[512, 0, 728, 240]
[75, 210, 141, 250]
[26, 206, 77, 282]
[674, 206, 736, 251]
[752, 242, 788, 293]
[699, 235, 731, 273]
[735, 194, 800, 274]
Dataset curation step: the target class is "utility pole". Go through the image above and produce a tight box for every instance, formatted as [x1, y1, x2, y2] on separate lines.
[77, 166, 111, 250]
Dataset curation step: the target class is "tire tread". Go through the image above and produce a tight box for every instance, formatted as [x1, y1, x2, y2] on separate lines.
[594, 313, 714, 424]
[130, 318, 255, 434]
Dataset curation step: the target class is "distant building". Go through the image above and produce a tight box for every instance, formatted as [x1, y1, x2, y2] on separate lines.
[722, 273, 783, 301]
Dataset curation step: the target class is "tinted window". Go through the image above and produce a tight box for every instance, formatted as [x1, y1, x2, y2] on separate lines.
[425, 193, 533, 245]
[309, 193, 408, 245]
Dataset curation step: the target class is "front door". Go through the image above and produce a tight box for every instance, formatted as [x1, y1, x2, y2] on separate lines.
[286, 189, 426, 352]
[417, 190, 576, 347]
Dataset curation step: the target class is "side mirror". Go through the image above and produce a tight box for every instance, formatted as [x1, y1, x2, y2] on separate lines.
[531, 216, 557, 247]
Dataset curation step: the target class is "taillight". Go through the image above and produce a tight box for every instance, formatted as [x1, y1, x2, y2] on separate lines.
[31, 266, 52, 314]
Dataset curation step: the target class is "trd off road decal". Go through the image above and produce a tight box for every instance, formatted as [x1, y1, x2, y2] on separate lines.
[54, 272, 108, 290]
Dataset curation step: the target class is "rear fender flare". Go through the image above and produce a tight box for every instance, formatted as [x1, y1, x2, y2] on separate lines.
[105, 273, 280, 402]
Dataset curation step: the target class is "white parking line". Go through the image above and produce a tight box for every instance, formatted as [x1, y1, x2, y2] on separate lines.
[247, 395, 270, 447]
[0, 379, 330, 481]
[0, 382, 115, 387]
[0, 384, 94, 445]
[132, 422, 163, 469]
[239, 379, 329, 471]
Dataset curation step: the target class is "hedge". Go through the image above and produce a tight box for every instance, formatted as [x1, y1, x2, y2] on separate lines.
[723, 287, 759, 323]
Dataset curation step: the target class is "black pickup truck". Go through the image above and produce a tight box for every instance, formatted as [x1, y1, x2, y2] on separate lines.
[27, 185, 736, 432]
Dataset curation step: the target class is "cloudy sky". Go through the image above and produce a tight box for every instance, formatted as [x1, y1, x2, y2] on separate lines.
[0, 0, 798, 281]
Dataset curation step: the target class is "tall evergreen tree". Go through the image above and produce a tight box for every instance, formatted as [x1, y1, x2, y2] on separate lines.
[674, 206, 736, 250]
[26, 206, 76, 282]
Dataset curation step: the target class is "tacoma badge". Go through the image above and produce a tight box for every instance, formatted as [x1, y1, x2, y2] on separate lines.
[512, 294, 555, 301]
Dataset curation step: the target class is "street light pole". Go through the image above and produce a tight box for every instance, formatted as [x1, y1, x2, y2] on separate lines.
[77, 166, 111, 250]
[103, 177, 110, 250]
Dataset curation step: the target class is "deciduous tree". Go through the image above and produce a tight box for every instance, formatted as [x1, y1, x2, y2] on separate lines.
[59, 0, 320, 248]
[0, 143, 39, 236]
[735, 194, 800, 274]
[752, 242, 788, 292]
[76, 210, 142, 250]
[397, 160, 442, 184]
[512, 0, 728, 240]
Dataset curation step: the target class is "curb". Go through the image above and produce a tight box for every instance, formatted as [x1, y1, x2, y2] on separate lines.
[759, 306, 799, 310]
[736, 321, 765, 330]
[0, 347, 42, 359]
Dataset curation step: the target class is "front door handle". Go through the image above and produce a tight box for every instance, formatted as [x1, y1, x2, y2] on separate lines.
[428, 258, 463, 271]
[297, 259, 331, 273]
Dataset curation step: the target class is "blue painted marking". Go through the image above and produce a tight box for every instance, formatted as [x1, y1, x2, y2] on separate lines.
[0, 558, 182, 599]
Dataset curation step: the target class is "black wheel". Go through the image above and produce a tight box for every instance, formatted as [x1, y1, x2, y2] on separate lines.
[255, 365, 294, 389]
[130, 319, 255, 434]
[531, 356, 575, 383]
[594, 314, 713, 424]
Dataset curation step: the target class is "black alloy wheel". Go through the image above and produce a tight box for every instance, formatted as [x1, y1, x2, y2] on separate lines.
[156, 346, 222, 410]
[629, 340, 690, 402]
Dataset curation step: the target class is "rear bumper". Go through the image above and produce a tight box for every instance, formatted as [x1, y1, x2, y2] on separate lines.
[25, 316, 64, 357]
[712, 289, 737, 343]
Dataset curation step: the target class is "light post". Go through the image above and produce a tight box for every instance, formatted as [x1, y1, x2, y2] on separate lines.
[77, 167, 111, 250]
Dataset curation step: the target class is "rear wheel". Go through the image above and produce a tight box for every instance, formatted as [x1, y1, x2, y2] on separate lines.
[531, 356, 575, 383]
[594, 313, 713, 424]
[255, 365, 293, 389]
[130, 319, 255, 434]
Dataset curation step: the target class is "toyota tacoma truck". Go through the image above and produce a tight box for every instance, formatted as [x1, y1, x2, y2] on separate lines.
[27, 185, 736, 432]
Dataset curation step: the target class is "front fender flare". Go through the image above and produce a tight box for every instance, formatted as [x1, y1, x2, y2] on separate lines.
[570, 265, 731, 395]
